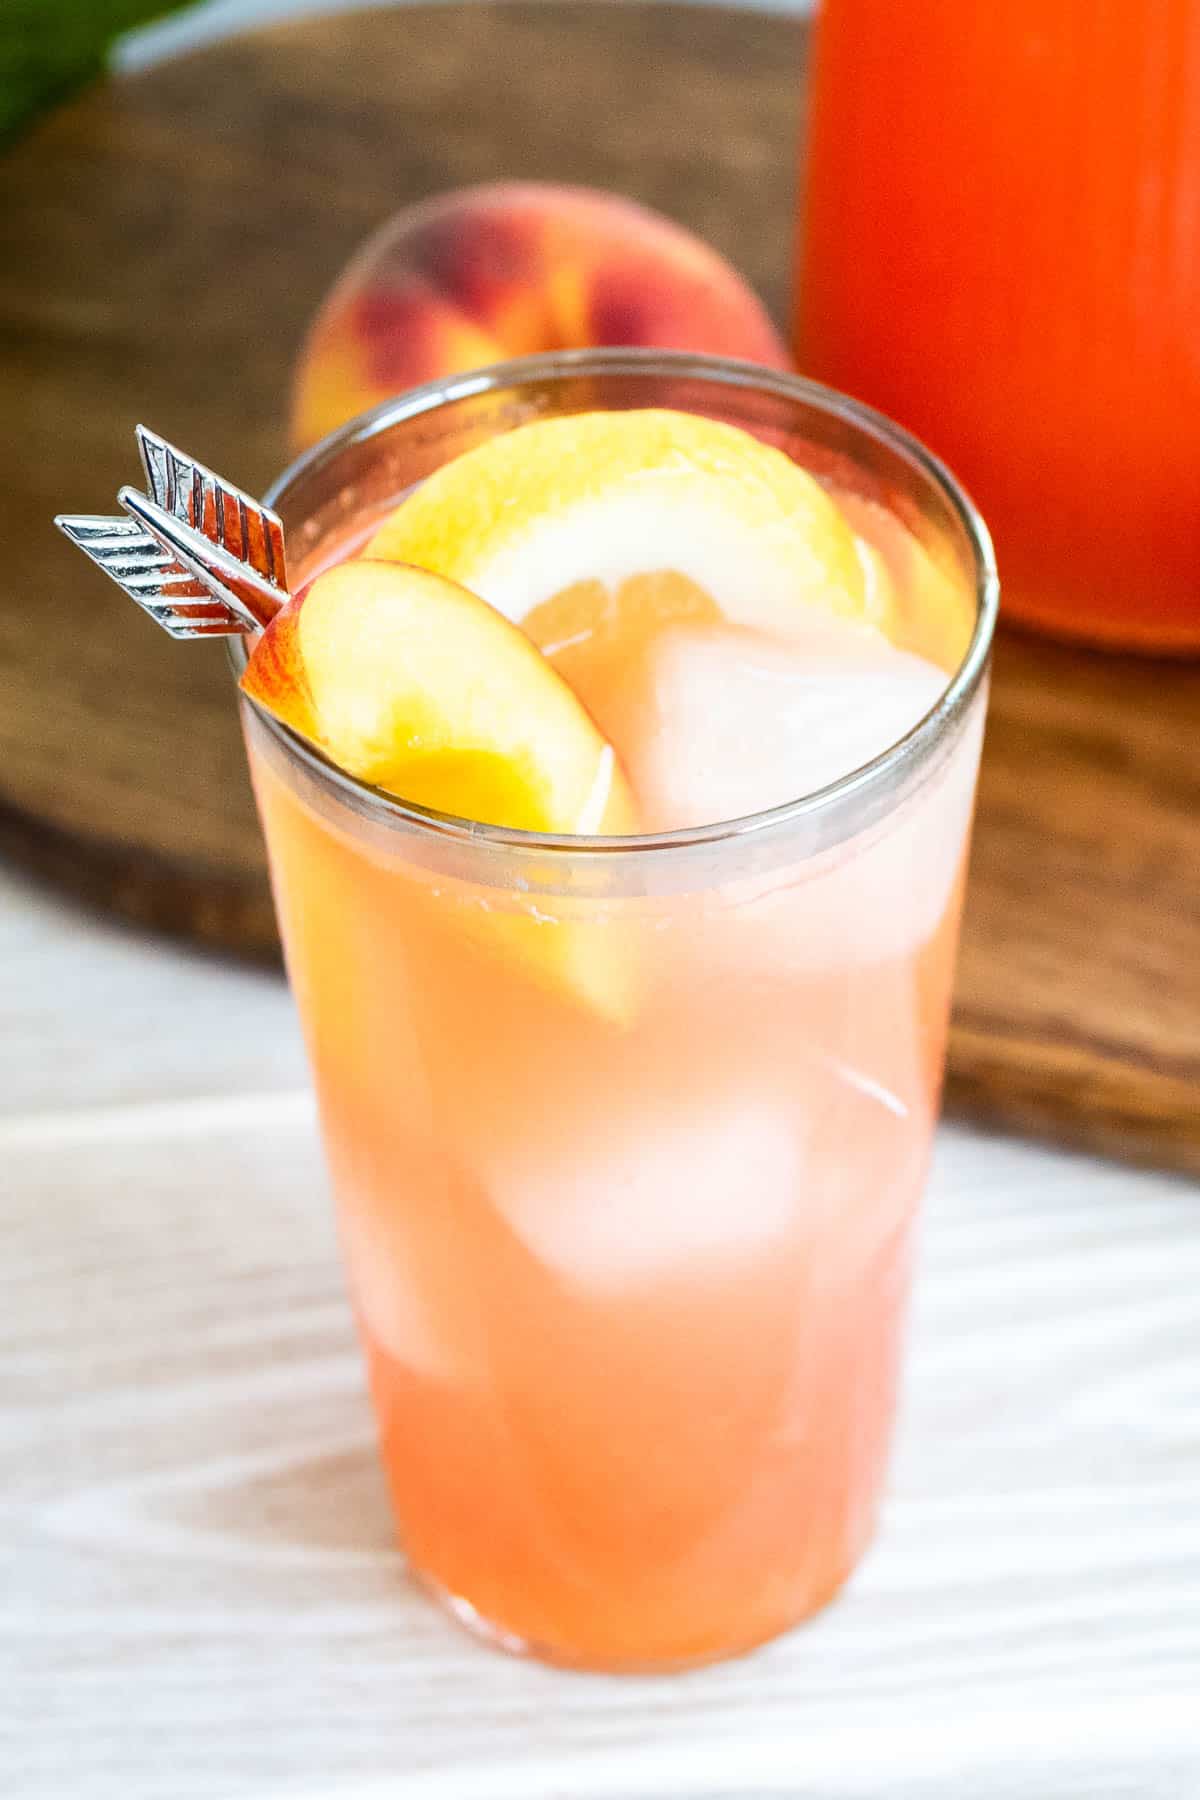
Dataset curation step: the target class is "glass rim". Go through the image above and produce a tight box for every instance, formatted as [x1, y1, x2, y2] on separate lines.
[233, 347, 998, 860]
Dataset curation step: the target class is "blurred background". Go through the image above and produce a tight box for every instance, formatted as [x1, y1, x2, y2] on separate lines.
[4, 0, 812, 144]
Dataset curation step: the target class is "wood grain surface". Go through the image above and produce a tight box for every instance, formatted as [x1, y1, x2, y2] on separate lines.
[4, 858, 1199, 1795]
[0, 3, 1197, 1172]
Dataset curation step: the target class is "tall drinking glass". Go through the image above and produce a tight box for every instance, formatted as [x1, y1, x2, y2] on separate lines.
[234, 351, 997, 1669]
[797, 0, 1200, 651]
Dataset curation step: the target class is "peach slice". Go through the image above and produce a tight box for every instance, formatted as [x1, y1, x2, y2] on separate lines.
[365, 409, 881, 651]
[241, 558, 638, 1019]
[242, 558, 634, 834]
[839, 492, 975, 674]
[522, 571, 722, 726]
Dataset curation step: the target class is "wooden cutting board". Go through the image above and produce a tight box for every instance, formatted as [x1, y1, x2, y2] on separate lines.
[1, 3, 1197, 1173]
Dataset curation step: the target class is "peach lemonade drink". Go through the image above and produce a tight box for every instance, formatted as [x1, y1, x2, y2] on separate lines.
[237, 355, 996, 1669]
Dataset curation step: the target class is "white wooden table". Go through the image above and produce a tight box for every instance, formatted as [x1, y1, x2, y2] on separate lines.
[4, 856, 1199, 1799]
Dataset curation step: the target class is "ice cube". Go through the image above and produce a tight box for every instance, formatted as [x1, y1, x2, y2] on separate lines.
[336, 1147, 486, 1386]
[480, 1083, 805, 1293]
[717, 701, 983, 968]
[608, 620, 981, 965]
[615, 618, 949, 831]
[473, 1046, 929, 1294]
[340, 1203, 451, 1379]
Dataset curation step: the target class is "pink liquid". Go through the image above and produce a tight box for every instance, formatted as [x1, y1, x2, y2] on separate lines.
[247, 471, 984, 1667]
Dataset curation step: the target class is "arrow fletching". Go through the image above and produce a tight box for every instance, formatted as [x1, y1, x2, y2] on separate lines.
[55, 425, 291, 638]
[54, 512, 252, 638]
[136, 425, 288, 599]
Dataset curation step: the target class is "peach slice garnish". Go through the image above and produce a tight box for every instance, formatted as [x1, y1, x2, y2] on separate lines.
[242, 558, 634, 833]
[365, 410, 879, 648]
[241, 558, 638, 1019]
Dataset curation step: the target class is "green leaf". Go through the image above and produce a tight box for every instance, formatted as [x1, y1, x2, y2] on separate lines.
[0, 0, 200, 144]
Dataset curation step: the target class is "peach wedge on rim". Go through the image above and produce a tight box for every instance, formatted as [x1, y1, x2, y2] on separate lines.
[241, 558, 638, 1019]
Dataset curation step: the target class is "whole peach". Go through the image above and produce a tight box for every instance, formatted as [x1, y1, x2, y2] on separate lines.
[290, 182, 789, 450]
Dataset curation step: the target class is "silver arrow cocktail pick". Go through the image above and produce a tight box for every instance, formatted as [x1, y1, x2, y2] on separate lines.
[56, 426, 289, 637]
